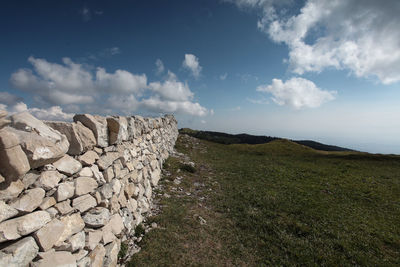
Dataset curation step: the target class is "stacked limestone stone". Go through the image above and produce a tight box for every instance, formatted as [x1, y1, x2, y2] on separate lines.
[0, 110, 178, 266]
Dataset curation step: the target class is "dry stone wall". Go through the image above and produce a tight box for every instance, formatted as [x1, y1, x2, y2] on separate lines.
[0, 110, 178, 266]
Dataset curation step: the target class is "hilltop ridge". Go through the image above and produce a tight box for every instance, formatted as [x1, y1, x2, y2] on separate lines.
[179, 128, 353, 152]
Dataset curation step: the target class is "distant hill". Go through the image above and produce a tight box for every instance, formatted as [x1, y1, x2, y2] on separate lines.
[179, 128, 353, 152]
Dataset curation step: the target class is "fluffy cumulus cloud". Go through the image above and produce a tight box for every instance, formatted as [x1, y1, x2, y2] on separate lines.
[230, 0, 400, 84]
[95, 68, 147, 95]
[257, 77, 336, 109]
[9, 56, 208, 117]
[141, 97, 208, 117]
[149, 71, 194, 102]
[10, 57, 95, 105]
[0, 101, 74, 121]
[182, 54, 202, 79]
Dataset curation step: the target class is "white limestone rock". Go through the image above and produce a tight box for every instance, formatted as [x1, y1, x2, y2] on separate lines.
[78, 150, 99, 166]
[0, 127, 30, 182]
[53, 155, 82, 176]
[121, 208, 133, 232]
[33, 250, 77, 267]
[101, 224, 116, 245]
[82, 207, 110, 228]
[73, 249, 88, 262]
[0, 201, 18, 223]
[73, 114, 108, 148]
[103, 167, 114, 183]
[9, 187, 45, 213]
[55, 213, 85, 247]
[106, 213, 124, 236]
[72, 194, 97, 213]
[21, 171, 39, 189]
[97, 152, 120, 171]
[68, 231, 86, 252]
[107, 116, 128, 145]
[56, 182, 75, 202]
[74, 177, 98, 196]
[86, 229, 103, 251]
[35, 170, 63, 191]
[150, 168, 161, 186]
[103, 240, 120, 267]
[127, 198, 138, 213]
[39, 197, 56, 210]
[54, 199, 73, 215]
[0, 236, 39, 267]
[46, 121, 96, 155]
[90, 165, 106, 185]
[88, 244, 105, 267]
[34, 218, 66, 251]
[98, 183, 113, 200]
[0, 210, 51, 242]
[9, 112, 69, 168]
[127, 117, 136, 140]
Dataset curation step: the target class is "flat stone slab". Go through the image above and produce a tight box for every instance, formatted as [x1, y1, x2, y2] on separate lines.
[72, 194, 97, 213]
[53, 155, 82, 176]
[0, 211, 51, 243]
[9, 188, 45, 213]
[74, 177, 98, 196]
[0, 236, 39, 267]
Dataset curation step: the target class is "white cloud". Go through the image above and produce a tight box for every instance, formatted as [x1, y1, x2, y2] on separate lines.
[95, 67, 147, 95]
[29, 106, 74, 121]
[148, 71, 193, 101]
[10, 56, 208, 117]
[2, 101, 74, 121]
[257, 77, 336, 109]
[155, 59, 165, 75]
[10, 57, 95, 105]
[230, 0, 400, 84]
[182, 54, 202, 79]
[141, 96, 208, 117]
[201, 120, 206, 124]
[0, 92, 23, 105]
[219, 73, 228, 80]
[10, 56, 146, 105]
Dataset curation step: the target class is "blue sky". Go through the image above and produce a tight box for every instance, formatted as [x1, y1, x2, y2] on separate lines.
[1, 0, 400, 154]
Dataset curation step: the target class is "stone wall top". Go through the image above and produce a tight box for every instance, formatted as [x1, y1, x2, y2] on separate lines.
[0, 111, 177, 185]
[0, 110, 178, 266]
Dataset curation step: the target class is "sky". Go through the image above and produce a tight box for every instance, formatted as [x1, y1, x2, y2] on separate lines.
[1, 0, 400, 154]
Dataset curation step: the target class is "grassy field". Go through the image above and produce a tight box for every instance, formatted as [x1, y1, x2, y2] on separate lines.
[128, 134, 400, 266]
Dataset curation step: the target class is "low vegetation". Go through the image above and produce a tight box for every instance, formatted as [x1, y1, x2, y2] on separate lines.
[179, 128, 353, 152]
[129, 134, 400, 266]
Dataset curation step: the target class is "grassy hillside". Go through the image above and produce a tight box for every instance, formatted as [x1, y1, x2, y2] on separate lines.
[179, 128, 353, 152]
[128, 135, 400, 266]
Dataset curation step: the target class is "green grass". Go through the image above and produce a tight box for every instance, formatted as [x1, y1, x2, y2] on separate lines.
[129, 135, 400, 266]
